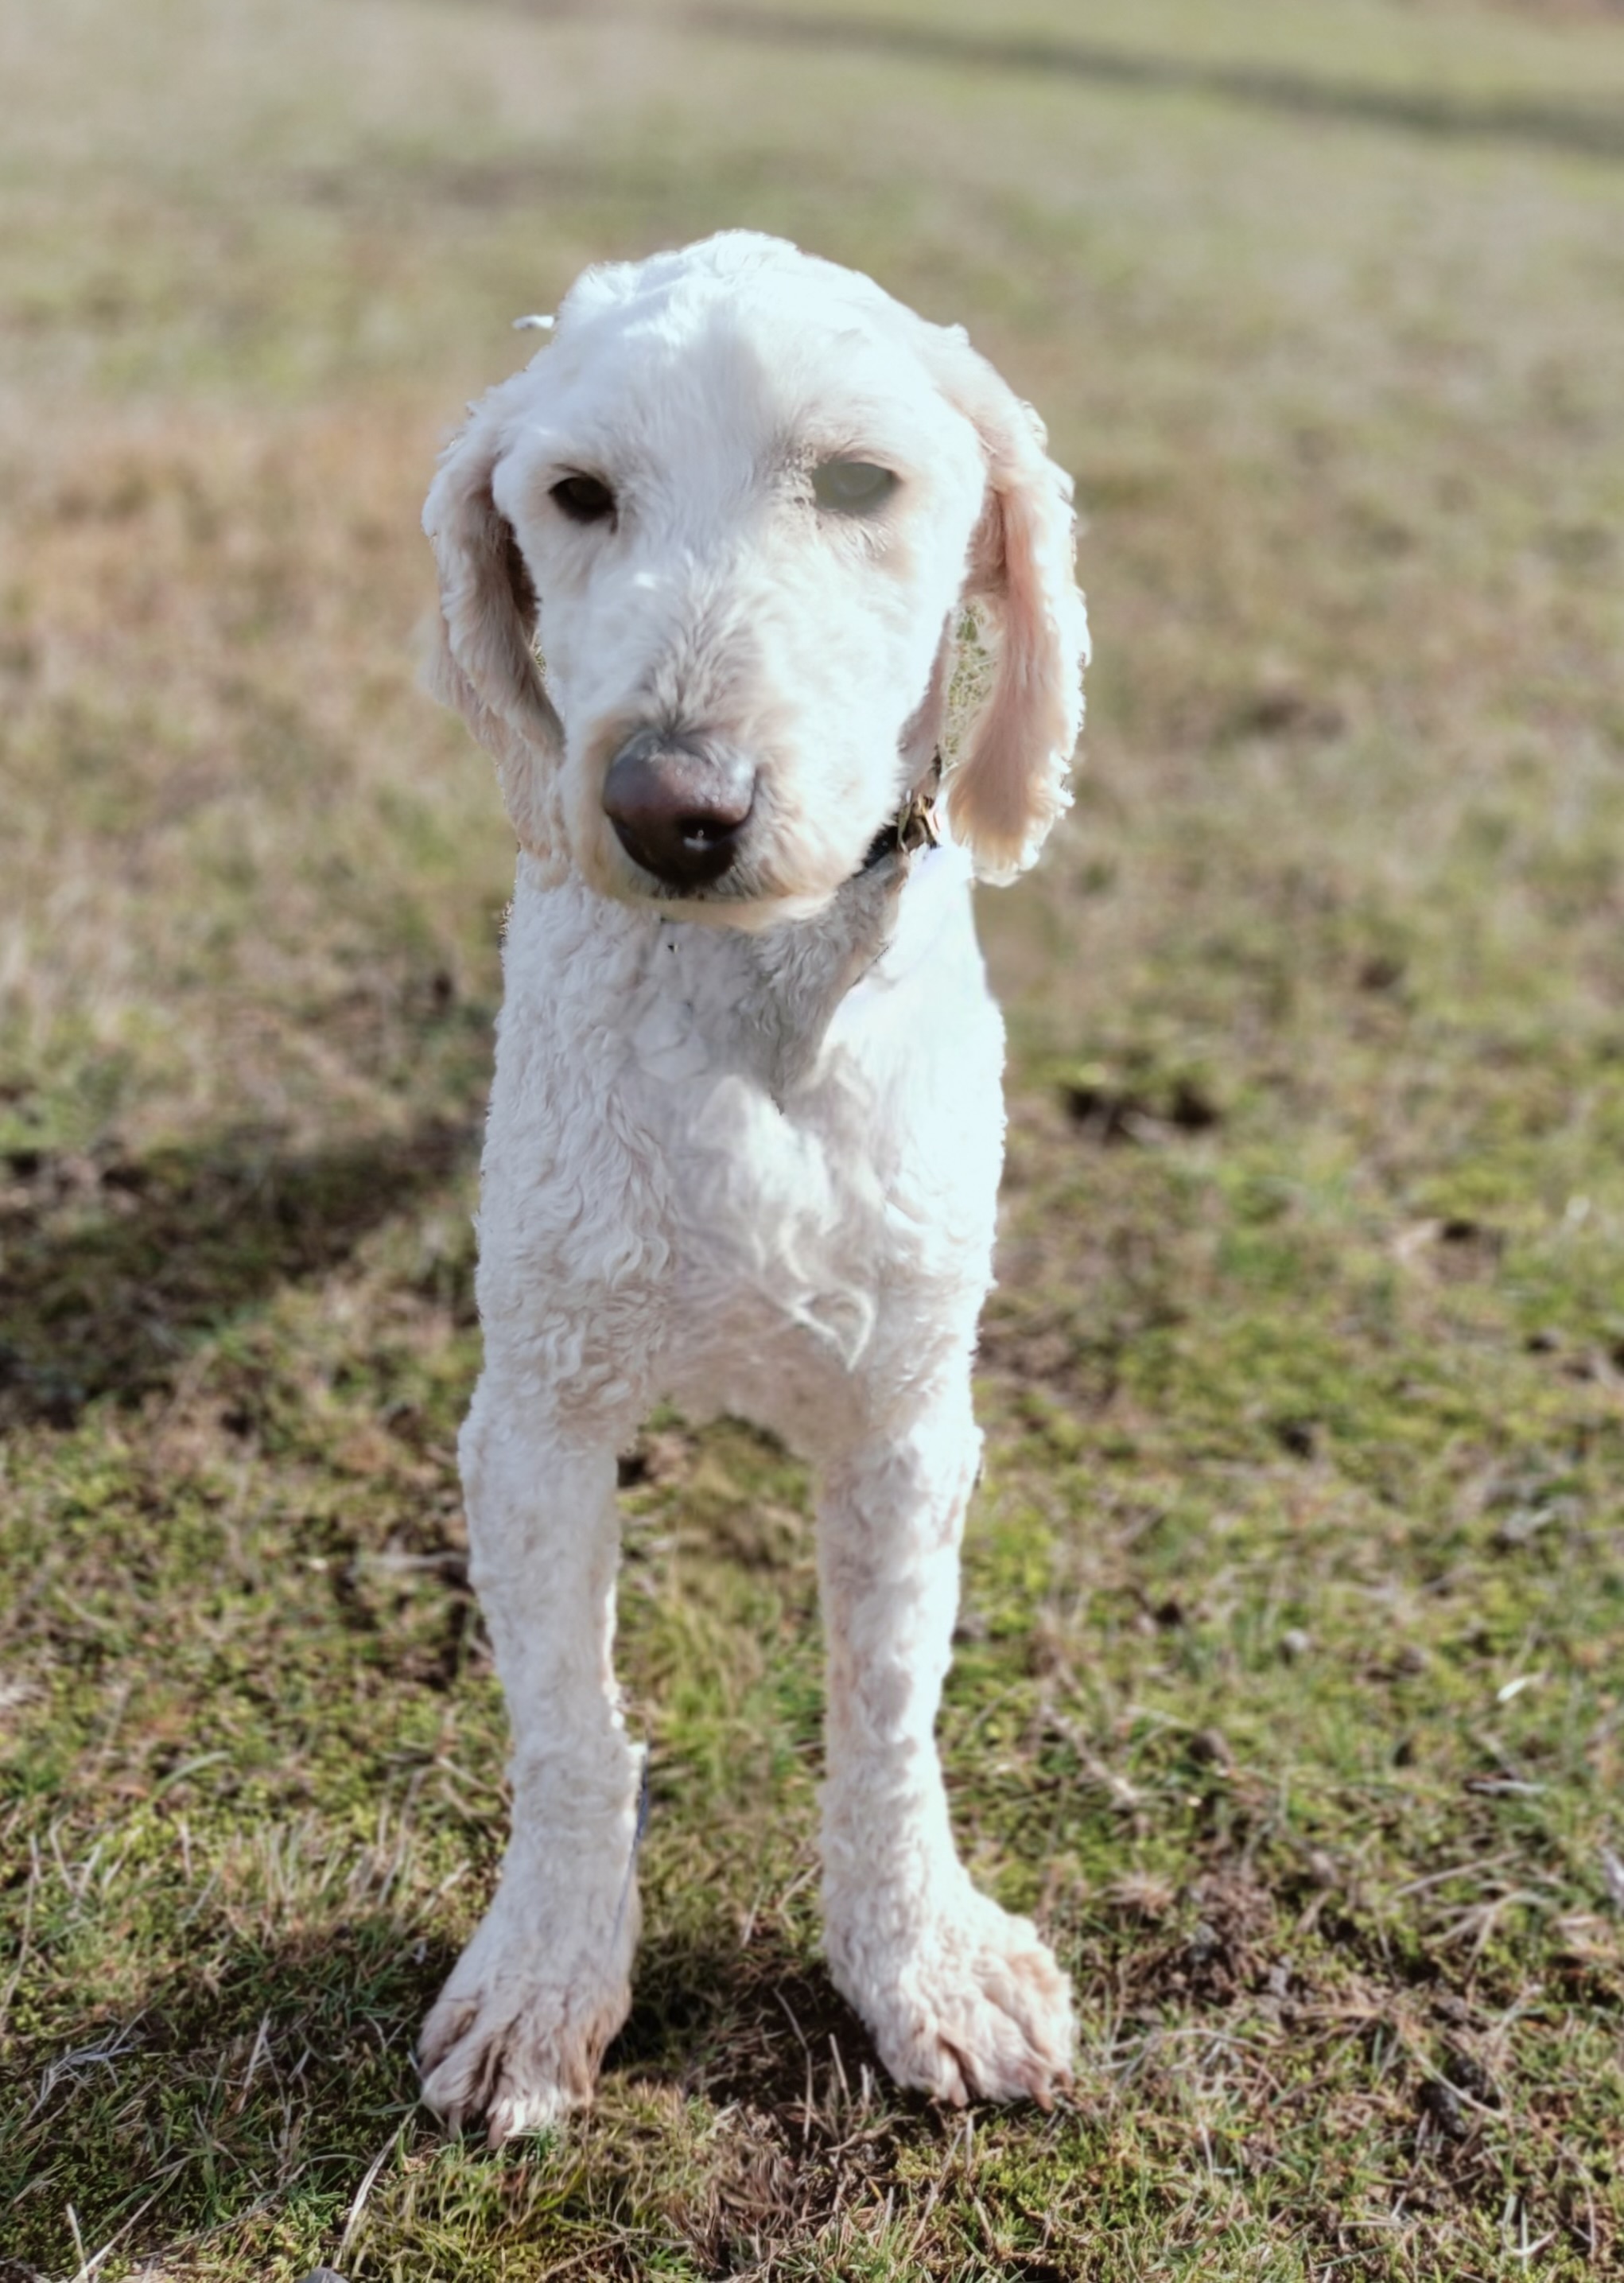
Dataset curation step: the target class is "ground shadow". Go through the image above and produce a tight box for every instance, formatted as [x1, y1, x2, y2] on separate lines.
[452, 0, 1624, 167]
[0, 1915, 913, 2278]
[696, 4, 1624, 165]
[0, 1917, 451, 2276]
[0, 1115, 479, 1432]
[611, 1927, 892, 2113]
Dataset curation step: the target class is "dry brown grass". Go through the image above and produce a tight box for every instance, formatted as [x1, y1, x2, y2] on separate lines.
[4, 1, 1624, 2277]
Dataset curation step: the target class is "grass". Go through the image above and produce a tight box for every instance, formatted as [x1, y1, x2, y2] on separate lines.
[2, 0, 1624, 2273]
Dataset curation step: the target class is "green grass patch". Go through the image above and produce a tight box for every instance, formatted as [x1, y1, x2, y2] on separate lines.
[3, 0, 1624, 2273]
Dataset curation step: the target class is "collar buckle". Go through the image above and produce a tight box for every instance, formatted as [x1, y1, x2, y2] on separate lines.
[860, 750, 943, 876]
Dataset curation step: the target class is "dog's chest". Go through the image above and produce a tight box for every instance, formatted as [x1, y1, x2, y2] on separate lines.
[648, 897, 1000, 1292]
[622, 924, 888, 1251]
[495, 869, 1004, 1402]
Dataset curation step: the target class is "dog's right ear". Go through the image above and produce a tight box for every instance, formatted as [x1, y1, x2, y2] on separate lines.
[422, 386, 566, 873]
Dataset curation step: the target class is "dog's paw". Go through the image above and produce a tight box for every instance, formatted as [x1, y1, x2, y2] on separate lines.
[829, 1883, 1074, 2109]
[418, 1888, 637, 2145]
[418, 1978, 628, 2145]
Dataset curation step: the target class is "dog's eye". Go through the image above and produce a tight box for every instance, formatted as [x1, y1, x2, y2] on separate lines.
[550, 473, 616, 525]
[811, 458, 898, 515]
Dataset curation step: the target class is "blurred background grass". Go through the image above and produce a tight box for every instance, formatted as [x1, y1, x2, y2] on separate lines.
[2, 2, 1624, 2277]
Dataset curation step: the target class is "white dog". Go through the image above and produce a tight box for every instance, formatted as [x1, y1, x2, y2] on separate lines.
[418, 231, 1088, 2144]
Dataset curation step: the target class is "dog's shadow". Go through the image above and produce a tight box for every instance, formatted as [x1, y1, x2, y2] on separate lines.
[2, 1915, 896, 2273]
[0, 1112, 480, 1430]
[608, 1926, 890, 2114]
[2, 1919, 441, 2270]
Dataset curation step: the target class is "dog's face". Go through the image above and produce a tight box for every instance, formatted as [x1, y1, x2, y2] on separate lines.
[425, 233, 1088, 920]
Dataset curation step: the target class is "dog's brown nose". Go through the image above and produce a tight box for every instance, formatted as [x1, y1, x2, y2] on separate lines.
[602, 730, 756, 888]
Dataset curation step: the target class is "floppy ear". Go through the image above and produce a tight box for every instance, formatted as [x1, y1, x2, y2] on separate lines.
[422, 386, 567, 875]
[927, 335, 1089, 884]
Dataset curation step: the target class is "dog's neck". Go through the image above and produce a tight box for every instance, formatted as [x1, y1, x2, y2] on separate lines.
[626, 823, 950, 1107]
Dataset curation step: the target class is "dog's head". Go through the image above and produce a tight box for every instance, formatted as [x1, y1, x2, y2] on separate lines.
[424, 231, 1087, 920]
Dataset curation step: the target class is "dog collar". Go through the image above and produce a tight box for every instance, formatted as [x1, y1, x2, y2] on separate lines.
[859, 750, 943, 876]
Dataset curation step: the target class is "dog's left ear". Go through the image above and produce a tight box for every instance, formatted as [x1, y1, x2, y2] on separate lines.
[925, 333, 1090, 884]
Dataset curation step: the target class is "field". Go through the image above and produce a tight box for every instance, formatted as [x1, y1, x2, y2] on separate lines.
[3, 0, 1624, 2275]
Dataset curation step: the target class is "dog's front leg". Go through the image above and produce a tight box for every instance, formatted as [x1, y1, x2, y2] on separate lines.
[818, 1379, 1075, 2106]
[418, 1373, 641, 2145]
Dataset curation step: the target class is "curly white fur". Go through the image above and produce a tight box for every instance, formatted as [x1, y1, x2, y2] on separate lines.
[417, 231, 1088, 2143]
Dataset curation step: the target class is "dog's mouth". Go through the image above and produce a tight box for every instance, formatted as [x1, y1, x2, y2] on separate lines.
[614, 849, 804, 928]
[603, 827, 853, 931]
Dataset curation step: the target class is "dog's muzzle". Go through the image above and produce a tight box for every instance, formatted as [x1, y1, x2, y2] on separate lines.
[602, 729, 756, 889]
